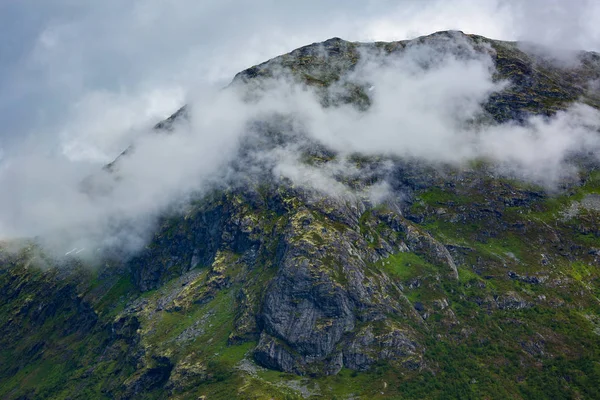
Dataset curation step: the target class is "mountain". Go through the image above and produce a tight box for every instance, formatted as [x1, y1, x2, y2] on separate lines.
[1, 31, 600, 399]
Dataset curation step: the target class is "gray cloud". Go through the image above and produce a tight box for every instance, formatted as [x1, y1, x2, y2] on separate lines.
[1, 1, 600, 258]
[506, 0, 600, 50]
[2, 0, 599, 151]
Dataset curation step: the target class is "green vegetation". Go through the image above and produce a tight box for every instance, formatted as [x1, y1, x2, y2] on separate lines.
[376, 251, 438, 281]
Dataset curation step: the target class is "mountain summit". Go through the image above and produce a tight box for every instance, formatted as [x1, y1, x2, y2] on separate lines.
[2, 31, 600, 399]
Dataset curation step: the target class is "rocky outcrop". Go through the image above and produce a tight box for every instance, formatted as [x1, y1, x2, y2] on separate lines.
[122, 356, 174, 399]
[343, 325, 422, 371]
[252, 199, 424, 374]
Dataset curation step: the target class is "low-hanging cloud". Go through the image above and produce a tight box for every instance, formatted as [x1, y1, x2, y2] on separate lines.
[2, 0, 600, 154]
[0, 87, 252, 256]
[1, 28, 600, 260]
[260, 39, 600, 188]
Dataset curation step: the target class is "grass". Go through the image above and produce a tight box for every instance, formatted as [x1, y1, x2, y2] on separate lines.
[92, 274, 136, 317]
[3, 169, 600, 399]
[375, 251, 439, 281]
[418, 186, 472, 206]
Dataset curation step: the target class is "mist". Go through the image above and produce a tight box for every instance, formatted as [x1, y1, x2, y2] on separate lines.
[2, 30, 600, 261]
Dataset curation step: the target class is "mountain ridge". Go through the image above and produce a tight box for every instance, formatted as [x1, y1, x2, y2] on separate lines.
[152, 31, 599, 133]
[1, 31, 600, 399]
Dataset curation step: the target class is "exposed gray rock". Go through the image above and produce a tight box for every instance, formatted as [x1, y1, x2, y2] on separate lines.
[494, 292, 532, 310]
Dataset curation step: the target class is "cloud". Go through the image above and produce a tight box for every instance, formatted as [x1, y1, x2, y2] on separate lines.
[0, 86, 250, 256]
[258, 37, 600, 189]
[476, 104, 600, 184]
[505, 0, 600, 52]
[1, 2, 600, 258]
[60, 87, 185, 163]
[2, 0, 599, 153]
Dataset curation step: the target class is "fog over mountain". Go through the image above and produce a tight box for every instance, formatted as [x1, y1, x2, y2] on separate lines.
[1, 30, 599, 258]
[2, 3, 600, 399]
[2, 2, 600, 257]
[2, 0, 599, 149]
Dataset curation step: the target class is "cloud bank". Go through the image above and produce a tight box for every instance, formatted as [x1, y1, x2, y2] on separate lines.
[2, 0, 599, 153]
[1, 1, 600, 258]
[1, 33, 600, 260]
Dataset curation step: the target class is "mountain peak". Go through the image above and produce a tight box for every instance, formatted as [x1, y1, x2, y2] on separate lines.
[2, 31, 600, 399]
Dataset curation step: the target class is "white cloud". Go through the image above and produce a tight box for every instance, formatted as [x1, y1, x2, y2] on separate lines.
[60, 87, 185, 162]
[1, 1, 600, 257]
[3, 0, 599, 157]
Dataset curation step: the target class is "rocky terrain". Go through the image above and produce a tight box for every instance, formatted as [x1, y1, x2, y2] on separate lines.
[1, 31, 600, 399]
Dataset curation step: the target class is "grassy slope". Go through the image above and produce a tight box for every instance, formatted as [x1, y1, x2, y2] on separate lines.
[1, 168, 600, 399]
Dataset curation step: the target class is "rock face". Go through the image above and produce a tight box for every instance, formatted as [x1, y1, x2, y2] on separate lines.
[129, 199, 230, 292]
[2, 31, 600, 399]
[253, 202, 420, 375]
[127, 186, 429, 375]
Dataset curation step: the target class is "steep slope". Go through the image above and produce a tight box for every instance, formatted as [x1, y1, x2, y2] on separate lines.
[1, 31, 600, 399]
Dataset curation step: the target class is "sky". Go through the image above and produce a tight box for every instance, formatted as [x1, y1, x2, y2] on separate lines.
[1, 0, 600, 257]
[1, 0, 599, 156]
